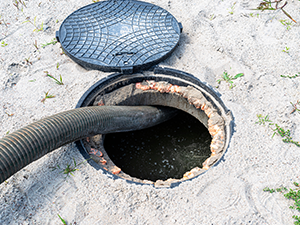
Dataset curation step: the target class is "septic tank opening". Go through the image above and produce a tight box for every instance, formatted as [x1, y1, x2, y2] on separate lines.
[76, 69, 232, 188]
[104, 109, 212, 181]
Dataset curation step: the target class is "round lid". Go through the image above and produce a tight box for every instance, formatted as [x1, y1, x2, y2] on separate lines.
[56, 0, 182, 74]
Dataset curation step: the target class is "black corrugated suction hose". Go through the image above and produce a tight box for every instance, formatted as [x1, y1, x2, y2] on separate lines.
[0, 106, 176, 184]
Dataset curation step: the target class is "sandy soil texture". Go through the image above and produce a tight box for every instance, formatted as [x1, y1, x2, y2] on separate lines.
[1, 0, 300, 224]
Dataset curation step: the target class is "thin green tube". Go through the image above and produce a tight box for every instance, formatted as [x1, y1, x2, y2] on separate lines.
[0, 106, 176, 183]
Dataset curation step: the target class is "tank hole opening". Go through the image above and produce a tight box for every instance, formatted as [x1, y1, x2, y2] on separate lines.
[104, 109, 212, 182]
[80, 78, 230, 188]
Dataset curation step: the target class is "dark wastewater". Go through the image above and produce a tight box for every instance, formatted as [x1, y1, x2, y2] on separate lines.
[104, 109, 212, 181]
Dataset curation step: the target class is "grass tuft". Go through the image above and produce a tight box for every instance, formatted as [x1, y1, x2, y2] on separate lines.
[256, 114, 300, 147]
[41, 90, 55, 103]
[281, 73, 300, 79]
[1, 41, 7, 47]
[22, 15, 44, 32]
[44, 71, 64, 85]
[216, 71, 244, 89]
[57, 214, 67, 225]
[264, 182, 300, 225]
[253, 0, 296, 23]
[290, 101, 300, 114]
[51, 158, 87, 179]
[41, 38, 58, 48]
[282, 46, 290, 53]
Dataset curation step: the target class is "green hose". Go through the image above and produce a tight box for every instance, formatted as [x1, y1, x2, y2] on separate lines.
[0, 106, 176, 183]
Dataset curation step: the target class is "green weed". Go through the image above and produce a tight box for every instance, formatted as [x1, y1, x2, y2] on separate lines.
[60, 47, 66, 55]
[41, 38, 58, 48]
[249, 13, 260, 17]
[24, 57, 32, 65]
[263, 186, 288, 193]
[264, 182, 300, 225]
[22, 15, 44, 32]
[228, 2, 236, 15]
[253, 0, 296, 23]
[33, 40, 39, 50]
[57, 214, 67, 225]
[256, 114, 300, 147]
[255, 114, 273, 126]
[216, 71, 244, 89]
[280, 19, 293, 30]
[1, 41, 7, 47]
[44, 71, 64, 85]
[272, 124, 300, 147]
[282, 46, 290, 53]
[51, 158, 87, 179]
[56, 62, 60, 70]
[281, 73, 300, 79]
[0, 15, 10, 27]
[41, 90, 55, 103]
[29, 79, 36, 82]
[290, 101, 300, 114]
[13, 0, 27, 10]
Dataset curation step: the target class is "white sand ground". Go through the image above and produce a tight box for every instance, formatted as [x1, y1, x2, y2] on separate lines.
[1, 0, 300, 224]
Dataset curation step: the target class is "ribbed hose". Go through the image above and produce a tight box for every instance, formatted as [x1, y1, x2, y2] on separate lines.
[0, 106, 176, 183]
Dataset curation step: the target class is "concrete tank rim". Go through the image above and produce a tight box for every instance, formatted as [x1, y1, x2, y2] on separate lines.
[75, 66, 234, 188]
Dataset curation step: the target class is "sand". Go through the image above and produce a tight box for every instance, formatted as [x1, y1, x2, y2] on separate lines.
[1, 0, 300, 224]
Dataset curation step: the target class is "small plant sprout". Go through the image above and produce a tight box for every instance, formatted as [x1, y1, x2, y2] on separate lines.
[1, 41, 7, 47]
[33, 40, 39, 50]
[264, 182, 300, 225]
[93, 0, 101, 2]
[60, 47, 66, 55]
[22, 16, 44, 32]
[229, 2, 236, 15]
[29, 79, 36, 82]
[0, 15, 10, 27]
[256, 114, 300, 147]
[249, 13, 260, 17]
[290, 100, 300, 114]
[263, 186, 288, 193]
[41, 90, 55, 103]
[13, 0, 27, 10]
[272, 124, 300, 147]
[216, 71, 244, 89]
[6, 131, 10, 135]
[281, 73, 300, 79]
[51, 158, 87, 179]
[255, 114, 273, 126]
[282, 46, 290, 53]
[253, 0, 297, 23]
[44, 71, 64, 85]
[280, 19, 293, 30]
[57, 214, 67, 225]
[41, 38, 58, 48]
[24, 57, 32, 65]
[56, 62, 60, 70]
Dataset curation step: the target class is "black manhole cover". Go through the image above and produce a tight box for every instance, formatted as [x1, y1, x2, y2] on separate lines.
[56, 0, 182, 73]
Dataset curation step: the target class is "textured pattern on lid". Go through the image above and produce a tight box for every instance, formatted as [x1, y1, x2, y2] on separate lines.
[57, 0, 181, 73]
